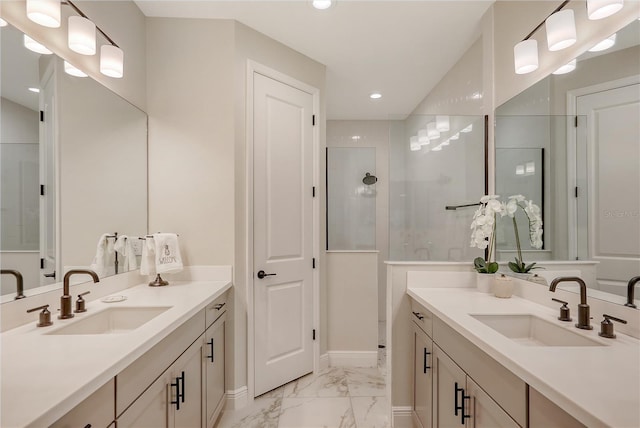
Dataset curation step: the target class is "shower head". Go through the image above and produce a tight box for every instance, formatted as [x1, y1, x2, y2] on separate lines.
[363, 172, 378, 185]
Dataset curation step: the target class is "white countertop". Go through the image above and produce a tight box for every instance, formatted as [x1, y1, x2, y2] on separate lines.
[1, 279, 232, 428]
[407, 287, 640, 428]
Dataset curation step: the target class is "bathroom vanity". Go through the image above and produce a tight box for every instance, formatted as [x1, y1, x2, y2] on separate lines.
[407, 286, 639, 427]
[0, 275, 231, 427]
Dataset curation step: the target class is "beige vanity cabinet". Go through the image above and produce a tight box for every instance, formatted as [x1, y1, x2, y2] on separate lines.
[50, 378, 115, 428]
[204, 312, 226, 427]
[412, 320, 433, 428]
[117, 335, 204, 428]
[432, 345, 519, 428]
[410, 298, 526, 428]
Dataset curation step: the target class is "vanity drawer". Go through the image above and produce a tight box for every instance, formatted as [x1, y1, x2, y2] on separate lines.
[116, 308, 205, 416]
[410, 298, 433, 337]
[433, 316, 527, 427]
[51, 378, 114, 428]
[206, 292, 228, 328]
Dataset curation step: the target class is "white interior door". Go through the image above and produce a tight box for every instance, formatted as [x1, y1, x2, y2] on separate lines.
[576, 82, 640, 294]
[253, 72, 314, 396]
[39, 67, 57, 285]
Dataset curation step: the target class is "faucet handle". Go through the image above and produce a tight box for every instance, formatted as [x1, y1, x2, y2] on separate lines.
[26, 304, 53, 327]
[551, 298, 572, 322]
[75, 291, 91, 313]
[598, 314, 627, 339]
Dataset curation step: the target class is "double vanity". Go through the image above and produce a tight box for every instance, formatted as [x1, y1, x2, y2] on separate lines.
[406, 273, 639, 427]
[0, 269, 231, 428]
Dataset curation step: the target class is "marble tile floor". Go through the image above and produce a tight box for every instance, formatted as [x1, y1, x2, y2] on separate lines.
[216, 322, 389, 428]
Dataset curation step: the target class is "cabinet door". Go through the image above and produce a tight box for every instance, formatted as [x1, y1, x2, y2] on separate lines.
[433, 345, 468, 428]
[413, 323, 433, 428]
[171, 337, 204, 428]
[205, 314, 226, 427]
[467, 378, 519, 428]
[117, 371, 171, 428]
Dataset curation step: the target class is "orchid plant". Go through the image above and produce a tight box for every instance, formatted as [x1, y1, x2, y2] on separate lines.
[504, 195, 543, 273]
[470, 195, 503, 274]
[470, 194, 544, 274]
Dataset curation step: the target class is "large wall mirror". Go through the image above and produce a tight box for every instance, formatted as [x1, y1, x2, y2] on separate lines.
[495, 18, 639, 306]
[1, 22, 148, 301]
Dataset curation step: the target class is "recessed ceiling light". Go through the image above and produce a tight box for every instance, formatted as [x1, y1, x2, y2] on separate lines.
[28, 87, 40, 93]
[312, 0, 332, 10]
[369, 92, 382, 99]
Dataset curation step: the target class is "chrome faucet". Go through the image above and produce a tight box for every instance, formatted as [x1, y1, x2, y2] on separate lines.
[60, 269, 99, 319]
[1, 269, 25, 300]
[625, 276, 640, 308]
[549, 277, 592, 330]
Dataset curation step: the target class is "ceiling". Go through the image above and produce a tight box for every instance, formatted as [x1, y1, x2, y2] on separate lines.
[135, 0, 494, 120]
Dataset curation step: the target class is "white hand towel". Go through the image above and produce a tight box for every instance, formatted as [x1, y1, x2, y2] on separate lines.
[140, 237, 156, 276]
[114, 235, 138, 272]
[90, 233, 114, 277]
[153, 233, 183, 274]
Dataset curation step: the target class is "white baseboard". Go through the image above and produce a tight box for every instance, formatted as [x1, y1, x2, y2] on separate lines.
[328, 351, 377, 368]
[319, 353, 330, 370]
[225, 386, 248, 410]
[392, 406, 414, 428]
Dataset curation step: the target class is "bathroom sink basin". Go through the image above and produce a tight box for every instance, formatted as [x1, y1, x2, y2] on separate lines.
[47, 306, 171, 335]
[471, 314, 603, 347]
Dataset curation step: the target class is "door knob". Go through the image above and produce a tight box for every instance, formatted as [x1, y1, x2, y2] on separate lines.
[257, 270, 276, 279]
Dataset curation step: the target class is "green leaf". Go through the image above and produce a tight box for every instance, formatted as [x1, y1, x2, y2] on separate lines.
[486, 262, 499, 274]
[508, 261, 521, 273]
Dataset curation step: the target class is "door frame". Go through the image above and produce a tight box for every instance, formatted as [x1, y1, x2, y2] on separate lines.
[245, 60, 321, 401]
[566, 74, 639, 259]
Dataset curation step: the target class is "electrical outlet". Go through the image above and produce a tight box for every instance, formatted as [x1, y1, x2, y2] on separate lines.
[130, 239, 143, 256]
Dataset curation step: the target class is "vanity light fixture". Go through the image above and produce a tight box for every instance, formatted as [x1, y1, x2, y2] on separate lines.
[369, 92, 382, 99]
[64, 61, 88, 77]
[351, 135, 361, 141]
[546, 9, 577, 51]
[553, 58, 577, 74]
[587, 0, 624, 20]
[514, 39, 539, 74]
[100, 45, 124, 78]
[0, 18, 8, 27]
[427, 122, 440, 140]
[26, 0, 60, 28]
[24, 34, 52, 55]
[588, 33, 617, 51]
[436, 115, 450, 132]
[68, 16, 96, 55]
[312, 0, 333, 10]
[418, 129, 430, 145]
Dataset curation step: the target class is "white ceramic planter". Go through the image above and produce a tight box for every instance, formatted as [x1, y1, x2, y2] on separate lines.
[476, 273, 494, 293]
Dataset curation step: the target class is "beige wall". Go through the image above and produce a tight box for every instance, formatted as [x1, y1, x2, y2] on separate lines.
[326, 252, 378, 353]
[1, 0, 147, 110]
[411, 37, 484, 117]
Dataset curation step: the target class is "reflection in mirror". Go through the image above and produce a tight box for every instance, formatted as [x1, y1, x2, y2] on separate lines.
[0, 22, 148, 300]
[495, 19, 640, 306]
